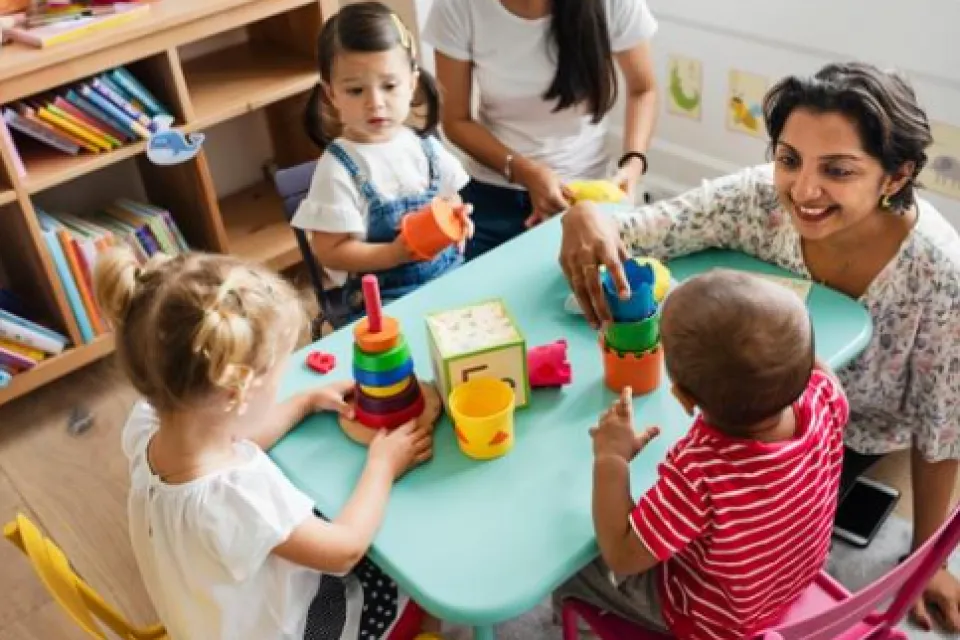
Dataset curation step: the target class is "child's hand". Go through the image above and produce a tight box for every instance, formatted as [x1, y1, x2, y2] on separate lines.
[368, 420, 433, 480]
[590, 387, 660, 462]
[453, 203, 475, 254]
[308, 380, 355, 419]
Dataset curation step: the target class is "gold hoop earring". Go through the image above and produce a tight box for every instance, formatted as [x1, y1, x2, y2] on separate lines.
[880, 194, 892, 209]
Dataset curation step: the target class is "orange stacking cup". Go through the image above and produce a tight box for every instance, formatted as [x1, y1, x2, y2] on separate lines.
[400, 198, 467, 261]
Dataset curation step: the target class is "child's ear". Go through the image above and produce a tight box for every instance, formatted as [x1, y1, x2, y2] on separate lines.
[410, 67, 420, 95]
[321, 81, 336, 107]
[671, 384, 698, 416]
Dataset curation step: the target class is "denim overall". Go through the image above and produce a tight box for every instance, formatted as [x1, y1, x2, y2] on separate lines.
[327, 137, 461, 321]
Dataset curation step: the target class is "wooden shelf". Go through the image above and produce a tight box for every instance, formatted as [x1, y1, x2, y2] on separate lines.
[19, 142, 148, 194]
[182, 42, 318, 131]
[0, 189, 16, 206]
[220, 180, 301, 271]
[0, 334, 115, 407]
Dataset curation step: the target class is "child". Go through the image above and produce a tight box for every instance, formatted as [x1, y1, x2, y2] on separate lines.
[94, 249, 436, 640]
[294, 2, 473, 320]
[555, 269, 850, 640]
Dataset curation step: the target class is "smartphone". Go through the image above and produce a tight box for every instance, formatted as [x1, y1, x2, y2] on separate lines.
[833, 476, 901, 548]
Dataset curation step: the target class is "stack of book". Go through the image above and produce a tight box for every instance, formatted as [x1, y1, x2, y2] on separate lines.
[0, 290, 69, 388]
[3, 2, 152, 49]
[37, 198, 189, 347]
[1, 64, 171, 168]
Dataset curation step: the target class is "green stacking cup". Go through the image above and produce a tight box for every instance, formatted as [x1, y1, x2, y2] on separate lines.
[604, 308, 660, 353]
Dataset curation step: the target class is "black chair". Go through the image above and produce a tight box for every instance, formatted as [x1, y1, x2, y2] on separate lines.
[272, 160, 349, 334]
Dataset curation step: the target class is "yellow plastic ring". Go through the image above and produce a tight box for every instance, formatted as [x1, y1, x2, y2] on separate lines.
[359, 378, 411, 398]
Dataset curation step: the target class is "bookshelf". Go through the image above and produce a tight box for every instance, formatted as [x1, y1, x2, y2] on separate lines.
[0, 0, 338, 407]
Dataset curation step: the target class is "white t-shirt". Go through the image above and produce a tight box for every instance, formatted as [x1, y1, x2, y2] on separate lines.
[423, 0, 658, 188]
[122, 402, 320, 640]
[291, 128, 470, 286]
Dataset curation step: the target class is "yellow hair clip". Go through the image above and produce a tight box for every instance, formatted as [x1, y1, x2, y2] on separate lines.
[389, 12, 417, 60]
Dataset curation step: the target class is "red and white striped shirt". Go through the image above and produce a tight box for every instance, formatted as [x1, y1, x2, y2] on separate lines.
[630, 370, 849, 640]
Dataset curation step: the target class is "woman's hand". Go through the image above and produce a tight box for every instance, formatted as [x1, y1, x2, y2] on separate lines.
[558, 202, 631, 328]
[611, 156, 646, 202]
[513, 156, 572, 228]
[911, 568, 960, 632]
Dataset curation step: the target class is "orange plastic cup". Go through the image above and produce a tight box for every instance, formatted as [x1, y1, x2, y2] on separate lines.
[600, 335, 663, 395]
[400, 198, 467, 261]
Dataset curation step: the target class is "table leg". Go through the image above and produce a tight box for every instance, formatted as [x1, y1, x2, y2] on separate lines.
[473, 625, 496, 640]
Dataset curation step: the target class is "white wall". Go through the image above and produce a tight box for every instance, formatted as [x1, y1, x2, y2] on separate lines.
[628, 0, 960, 227]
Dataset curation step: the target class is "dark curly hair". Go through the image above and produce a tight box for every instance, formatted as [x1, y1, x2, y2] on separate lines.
[763, 62, 933, 212]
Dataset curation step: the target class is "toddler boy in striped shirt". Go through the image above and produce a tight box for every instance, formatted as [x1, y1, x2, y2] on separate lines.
[556, 269, 850, 640]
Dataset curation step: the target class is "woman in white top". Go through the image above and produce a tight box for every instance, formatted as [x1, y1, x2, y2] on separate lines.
[423, 0, 659, 259]
[559, 61, 960, 634]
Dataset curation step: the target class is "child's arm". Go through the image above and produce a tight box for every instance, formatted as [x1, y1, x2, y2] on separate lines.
[311, 231, 413, 273]
[237, 381, 354, 451]
[594, 455, 660, 576]
[590, 387, 661, 575]
[272, 420, 432, 575]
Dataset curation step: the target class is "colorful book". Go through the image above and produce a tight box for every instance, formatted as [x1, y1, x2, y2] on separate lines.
[3, 107, 80, 155]
[65, 89, 135, 142]
[0, 309, 68, 355]
[17, 103, 99, 153]
[4, 4, 151, 48]
[0, 343, 37, 373]
[36, 210, 95, 344]
[78, 83, 150, 140]
[108, 66, 169, 118]
[49, 97, 123, 148]
[0, 114, 26, 178]
[0, 338, 45, 363]
[91, 77, 154, 133]
[36, 104, 112, 151]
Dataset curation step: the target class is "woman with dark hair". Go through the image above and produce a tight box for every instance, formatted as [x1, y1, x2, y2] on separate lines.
[559, 61, 960, 632]
[423, 0, 658, 259]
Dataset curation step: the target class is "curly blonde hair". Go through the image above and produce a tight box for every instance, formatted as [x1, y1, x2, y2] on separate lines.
[94, 249, 305, 413]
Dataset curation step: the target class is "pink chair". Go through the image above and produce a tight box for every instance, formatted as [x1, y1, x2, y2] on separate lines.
[562, 503, 960, 640]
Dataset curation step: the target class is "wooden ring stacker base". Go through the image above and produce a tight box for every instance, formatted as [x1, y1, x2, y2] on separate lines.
[338, 380, 443, 446]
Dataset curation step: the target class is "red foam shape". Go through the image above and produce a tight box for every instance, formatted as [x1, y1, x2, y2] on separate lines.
[528, 339, 572, 388]
[306, 351, 336, 374]
[362, 274, 383, 333]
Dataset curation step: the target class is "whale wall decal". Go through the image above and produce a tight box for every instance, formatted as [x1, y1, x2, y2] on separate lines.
[145, 115, 204, 166]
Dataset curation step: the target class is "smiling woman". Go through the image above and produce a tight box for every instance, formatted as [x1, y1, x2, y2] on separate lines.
[558, 61, 960, 633]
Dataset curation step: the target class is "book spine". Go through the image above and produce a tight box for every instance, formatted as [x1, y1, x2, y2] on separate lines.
[35, 216, 95, 344]
[0, 315, 66, 355]
[3, 107, 79, 155]
[78, 84, 149, 140]
[108, 67, 168, 118]
[39, 106, 112, 151]
[0, 114, 26, 178]
[65, 90, 134, 142]
[0, 338, 45, 362]
[91, 77, 155, 132]
[0, 344, 36, 372]
[52, 97, 123, 147]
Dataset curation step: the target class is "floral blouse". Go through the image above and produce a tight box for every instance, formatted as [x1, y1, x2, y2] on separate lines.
[615, 163, 960, 462]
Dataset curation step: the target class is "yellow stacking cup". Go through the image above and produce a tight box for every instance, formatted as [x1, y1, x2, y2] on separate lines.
[448, 378, 516, 460]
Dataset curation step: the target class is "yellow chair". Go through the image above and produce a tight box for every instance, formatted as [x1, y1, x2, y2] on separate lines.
[4, 513, 167, 640]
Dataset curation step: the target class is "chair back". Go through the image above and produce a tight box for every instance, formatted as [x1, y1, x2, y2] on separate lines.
[761, 503, 960, 640]
[272, 160, 344, 328]
[4, 513, 167, 639]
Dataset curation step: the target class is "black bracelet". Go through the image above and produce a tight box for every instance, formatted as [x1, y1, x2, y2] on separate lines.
[618, 151, 648, 175]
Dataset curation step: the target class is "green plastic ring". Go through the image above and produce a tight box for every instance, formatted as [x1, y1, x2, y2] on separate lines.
[605, 310, 660, 353]
[353, 336, 412, 373]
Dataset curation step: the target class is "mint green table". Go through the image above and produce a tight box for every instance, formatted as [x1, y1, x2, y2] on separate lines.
[272, 218, 872, 639]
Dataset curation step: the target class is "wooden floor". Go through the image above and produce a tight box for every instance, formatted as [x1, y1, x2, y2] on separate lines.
[0, 339, 938, 637]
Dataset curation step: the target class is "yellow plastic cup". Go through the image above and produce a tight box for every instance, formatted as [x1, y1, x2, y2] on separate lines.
[448, 377, 516, 460]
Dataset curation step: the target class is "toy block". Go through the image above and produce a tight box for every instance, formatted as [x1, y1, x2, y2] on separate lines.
[340, 275, 442, 445]
[425, 299, 530, 409]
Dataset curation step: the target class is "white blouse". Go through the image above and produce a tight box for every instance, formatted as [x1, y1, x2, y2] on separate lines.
[615, 163, 960, 462]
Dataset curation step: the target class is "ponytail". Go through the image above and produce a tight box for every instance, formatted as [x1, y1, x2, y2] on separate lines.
[413, 67, 441, 138]
[544, 0, 617, 123]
